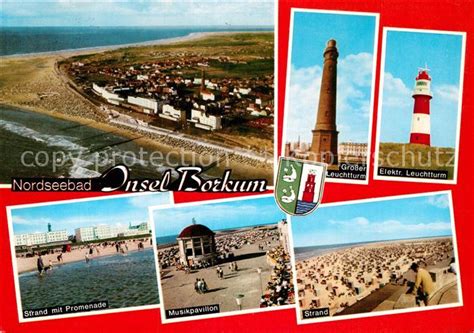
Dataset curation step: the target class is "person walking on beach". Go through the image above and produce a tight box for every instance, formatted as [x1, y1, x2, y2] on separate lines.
[37, 254, 45, 276]
[115, 243, 120, 253]
[194, 278, 200, 294]
[85, 253, 91, 263]
[57, 253, 63, 262]
[410, 262, 435, 306]
[200, 279, 208, 293]
[196, 279, 203, 294]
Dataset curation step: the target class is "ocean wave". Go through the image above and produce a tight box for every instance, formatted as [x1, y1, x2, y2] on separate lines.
[0, 119, 86, 152]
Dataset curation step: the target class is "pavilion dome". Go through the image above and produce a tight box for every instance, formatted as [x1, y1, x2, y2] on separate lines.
[178, 224, 214, 238]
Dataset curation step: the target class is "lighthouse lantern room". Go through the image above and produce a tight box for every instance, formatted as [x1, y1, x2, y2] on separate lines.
[409, 66, 432, 146]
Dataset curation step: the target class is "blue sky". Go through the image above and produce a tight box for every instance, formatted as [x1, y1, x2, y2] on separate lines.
[0, 0, 274, 27]
[286, 11, 377, 144]
[11, 193, 170, 235]
[153, 196, 285, 237]
[292, 193, 453, 248]
[379, 30, 464, 147]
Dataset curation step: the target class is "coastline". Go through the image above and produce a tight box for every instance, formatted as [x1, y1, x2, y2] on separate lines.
[0, 30, 274, 181]
[0, 30, 272, 59]
[295, 236, 452, 262]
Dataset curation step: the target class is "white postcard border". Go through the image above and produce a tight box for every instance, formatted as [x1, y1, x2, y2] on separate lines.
[6, 191, 173, 323]
[281, 8, 380, 185]
[148, 193, 296, 324]
[373, 27, 466, 185]
[286, 190, 464, 325]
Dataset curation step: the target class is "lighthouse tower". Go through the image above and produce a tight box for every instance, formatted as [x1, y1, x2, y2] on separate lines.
[409, 67, 432, 146]
[302, 171, 316, 203]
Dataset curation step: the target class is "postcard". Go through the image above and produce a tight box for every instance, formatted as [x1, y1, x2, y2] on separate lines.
[289, 191, 463, 324]
[6, 192, 171, 322]
[150, 195, 294, 323]
[374, 28, 466, 184]
[282, 9, 379, 184]
[0, 0, 276, 187]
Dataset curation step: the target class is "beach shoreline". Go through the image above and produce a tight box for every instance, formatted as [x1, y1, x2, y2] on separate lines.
[295, 236, 452, 262]
[0, 30, 272, 59]
[16, 240, 154, 274]
[0, 30, 274, 181]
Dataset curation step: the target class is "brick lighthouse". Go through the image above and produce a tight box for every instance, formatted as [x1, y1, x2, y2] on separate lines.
[409, 67, 432, 146]
[310, 39, 339, 165]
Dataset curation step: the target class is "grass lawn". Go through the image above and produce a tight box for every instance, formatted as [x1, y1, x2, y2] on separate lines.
[378, 143, 455, 179]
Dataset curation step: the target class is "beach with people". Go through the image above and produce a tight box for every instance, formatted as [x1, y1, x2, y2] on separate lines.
[157, 226, 294, 312]
[16, 238, 153, 274]
[295, 237, 459, 316]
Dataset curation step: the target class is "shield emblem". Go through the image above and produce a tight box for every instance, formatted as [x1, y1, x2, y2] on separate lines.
[275, 157, 327, 215]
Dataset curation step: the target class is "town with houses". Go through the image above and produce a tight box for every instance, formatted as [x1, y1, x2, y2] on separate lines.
[67, 55, 274, 133]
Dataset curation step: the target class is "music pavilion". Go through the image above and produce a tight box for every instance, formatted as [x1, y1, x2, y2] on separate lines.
[177, 223, 217, 267]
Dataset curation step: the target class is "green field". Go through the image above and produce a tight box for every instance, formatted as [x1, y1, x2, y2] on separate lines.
[64, 32, 274, 81]
[378, 143, 455, 179]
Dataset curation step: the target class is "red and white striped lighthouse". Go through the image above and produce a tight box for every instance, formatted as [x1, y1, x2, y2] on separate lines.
[409, 67, 432, 146]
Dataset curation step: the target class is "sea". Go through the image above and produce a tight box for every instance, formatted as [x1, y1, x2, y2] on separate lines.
[0, 105, 181, 182]
[156, 225, 269, 247]
[294, 235, 452, 262]
[19, 248, 159, 311]
[0, 26, 272, 56]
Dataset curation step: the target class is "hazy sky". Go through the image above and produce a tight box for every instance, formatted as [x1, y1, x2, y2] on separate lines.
[10, 193, 170, 235]
[292, 193, 453, 248]
[153, 195, 285, 237]
[285, 10, 377, 144]
[379, 30, 463, 147]
[1, 0, 274, 27]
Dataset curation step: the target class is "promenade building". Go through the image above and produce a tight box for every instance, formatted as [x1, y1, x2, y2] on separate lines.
[75, 221, 151, 242]
[15, 229, 68, 246]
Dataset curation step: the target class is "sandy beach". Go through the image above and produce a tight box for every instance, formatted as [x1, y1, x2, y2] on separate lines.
[16, 238, 153, 274]
[0, 31, 274, 181]
[296, 237, 458, 316]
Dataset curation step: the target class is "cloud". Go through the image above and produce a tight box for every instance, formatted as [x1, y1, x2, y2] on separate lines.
[427, 195, 450, 209]
[327, 216, 452, 235]
[1, 0, 274, 26]
[434, 84, 459, 103]
[382, 72, 412, 108]
[286, 52, 374, 143]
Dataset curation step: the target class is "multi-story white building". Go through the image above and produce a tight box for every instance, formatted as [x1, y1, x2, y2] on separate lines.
[338, 142, 368, 158]
[159, 104, 186, 122]
[188, 109, 222, 131]
[15, 230, 68, 246]
[92, 83, 124, 105]
[75, 222, 151, 243]
[127, 96, 158, 114]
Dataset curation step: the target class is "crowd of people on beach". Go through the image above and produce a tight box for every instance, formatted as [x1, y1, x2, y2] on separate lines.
[260, 246, 294, 307]
[157, 228, 278, 271]
[31, 238, 151, 275]
[296, 239, 455, 314]
[215, 229, 278, 261]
